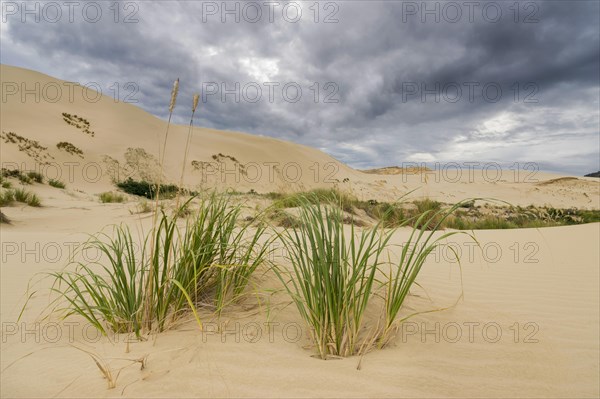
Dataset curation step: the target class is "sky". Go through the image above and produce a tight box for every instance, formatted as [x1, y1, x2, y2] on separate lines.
[1, 0, 599, 175]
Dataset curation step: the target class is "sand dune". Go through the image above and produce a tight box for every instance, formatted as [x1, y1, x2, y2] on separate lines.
[2, 64, 599, 207]
[1, 65, 599, 398]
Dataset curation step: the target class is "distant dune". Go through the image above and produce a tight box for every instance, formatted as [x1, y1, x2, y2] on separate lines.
[360, 165, 432, 175]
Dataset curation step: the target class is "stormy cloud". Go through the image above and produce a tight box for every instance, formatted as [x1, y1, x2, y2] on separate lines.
[1, 0, 598, 174]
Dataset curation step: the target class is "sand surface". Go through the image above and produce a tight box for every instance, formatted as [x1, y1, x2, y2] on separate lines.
[1, 65, 599, 398]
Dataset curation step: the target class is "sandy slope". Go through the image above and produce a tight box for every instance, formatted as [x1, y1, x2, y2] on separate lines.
[1, 65, 599, 398]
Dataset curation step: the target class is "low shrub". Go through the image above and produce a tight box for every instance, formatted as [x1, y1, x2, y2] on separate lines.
[117, 178, 179, 199]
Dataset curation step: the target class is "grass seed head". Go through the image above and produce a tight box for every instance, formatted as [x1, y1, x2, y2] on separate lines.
[169, 78, 180, 113]
[192, 94, 199, 113]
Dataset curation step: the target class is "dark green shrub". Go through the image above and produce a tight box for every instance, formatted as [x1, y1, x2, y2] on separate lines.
[27, 171, 44, 183]
[117, 178, 179, 199]
[49, 179, 66, 189]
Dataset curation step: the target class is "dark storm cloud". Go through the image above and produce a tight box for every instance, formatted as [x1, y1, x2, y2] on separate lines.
[1, 0, 598, 173]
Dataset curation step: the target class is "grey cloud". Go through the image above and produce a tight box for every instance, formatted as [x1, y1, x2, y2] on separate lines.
[1, 0, 598, 174]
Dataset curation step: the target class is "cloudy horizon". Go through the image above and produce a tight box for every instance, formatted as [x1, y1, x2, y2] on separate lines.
[1, 0, 599, 175]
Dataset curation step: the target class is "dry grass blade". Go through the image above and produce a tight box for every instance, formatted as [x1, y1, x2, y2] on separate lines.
[72, 346, 119, 389]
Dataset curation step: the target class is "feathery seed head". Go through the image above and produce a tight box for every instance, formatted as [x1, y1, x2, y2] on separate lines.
[169, 78, 179, 113]
[192, 94, 199, 113]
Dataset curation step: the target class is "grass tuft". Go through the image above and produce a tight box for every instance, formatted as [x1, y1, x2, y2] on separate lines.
[45, 194, 271, 337]
[27, 171, 44, 183]
[129, 199, 152, 214]
[12, 188, 41, 207]
[275, 199, 393, 358]
[0, 176, 11, 189]
[274, 197, 469, 359]
[48, 179, 66, 189]
[0, 190, 14, 206]
[100, 192, 126, 203]
[18, 174, 32, 185]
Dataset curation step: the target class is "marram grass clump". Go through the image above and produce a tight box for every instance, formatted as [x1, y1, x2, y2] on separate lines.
[5, 188, 42, 207]
[275, 199, 393, 358]
[44, 195, 272, 337]
[274, 196, 470, 359]
[48, 179, 66, 189]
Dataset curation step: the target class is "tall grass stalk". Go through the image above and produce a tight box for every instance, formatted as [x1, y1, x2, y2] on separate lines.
[174, 93, 199, 212]
[144, 78, 179, 329]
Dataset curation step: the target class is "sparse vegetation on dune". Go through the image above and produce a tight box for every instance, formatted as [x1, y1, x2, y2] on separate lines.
[62, 112, 95, 136]
[14, 188, 41, 207]
[18, 174, 32, 185]
[48, 179, 66, 189]
[0, 190, 15, 206]
[56, 141, 84, 157]
[129, 199, 152, 214]
[27, 171, 44, 183]
[273, 196, 469, 359]
[46, 194, 272, 337]
[266, 208, 302, 228]
[1, 168, 21, 179]
[2, 169, 69, 190]
[1, 188, 41, 207]
[0, 176, 11, 189]
[99, 192, 126, 203]
[250, 188, 600, 229]
[117, 178, 184, 199]
[2, 168, 42, 185]
[1, 131, 54, 163]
